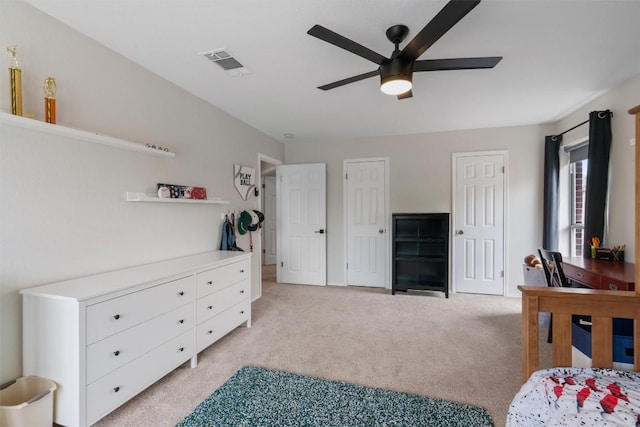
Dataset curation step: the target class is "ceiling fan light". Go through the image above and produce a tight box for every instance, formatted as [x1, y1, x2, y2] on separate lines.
[380, 60, 413, 96]
[380, 77, 412, 95]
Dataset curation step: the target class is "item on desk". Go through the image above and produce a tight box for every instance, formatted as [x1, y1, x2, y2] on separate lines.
[523, 254, 542, 269]
[594, 246, 625, 262]
[612, 244, 625, 262]
[590, 236, 601, 259]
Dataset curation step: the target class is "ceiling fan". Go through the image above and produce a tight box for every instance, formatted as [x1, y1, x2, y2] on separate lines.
[307, 0, 502, 100]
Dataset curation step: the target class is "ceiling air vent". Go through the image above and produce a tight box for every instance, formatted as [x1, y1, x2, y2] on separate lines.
[201, 48, 250, 77]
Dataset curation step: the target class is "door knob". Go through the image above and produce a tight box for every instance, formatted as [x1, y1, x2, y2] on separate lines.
[379, 229, 384, 234]
[457, 230, 464, 235]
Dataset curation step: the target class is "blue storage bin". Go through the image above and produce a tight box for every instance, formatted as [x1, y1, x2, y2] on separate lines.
[572, 316, 634, 364]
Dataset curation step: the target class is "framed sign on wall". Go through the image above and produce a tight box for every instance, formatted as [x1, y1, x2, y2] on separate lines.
[234, 165, 255, 201]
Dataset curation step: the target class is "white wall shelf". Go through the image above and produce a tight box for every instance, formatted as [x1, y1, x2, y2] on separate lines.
[0, 111, 176, 157]
[126, 192, 229, 204]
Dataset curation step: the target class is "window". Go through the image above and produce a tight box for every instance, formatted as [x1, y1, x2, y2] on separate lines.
[568, 143, 588, 257]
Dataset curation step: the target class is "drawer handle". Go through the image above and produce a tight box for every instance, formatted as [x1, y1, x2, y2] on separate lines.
[113, 350, 120, 357]
[240, 290, 245, 294]
[178, 347, 185, 352]
[240, 310, 245, 314]
[178, 291, 185, 296]
[576, 272, 583, 279]
[207, 330, 213, 335]
[207, 281, 213, 285]
[609, 283, 618, 290]
[114, 386, 120, 393]
[177, 319, 185, 325]
[113, 314, 121, 320]
[240, 269, 245, 273]
[207, 305, 213, 310]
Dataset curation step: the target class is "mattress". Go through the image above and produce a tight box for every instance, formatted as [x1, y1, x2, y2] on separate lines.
[507, 367, 640, 426]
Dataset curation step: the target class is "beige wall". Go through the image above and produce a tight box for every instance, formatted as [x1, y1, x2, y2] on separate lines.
[0, 1, 284, 382]
[555, 74, 639, 261]
[284, 73, 638, 300]
[285, 124, 550, 297]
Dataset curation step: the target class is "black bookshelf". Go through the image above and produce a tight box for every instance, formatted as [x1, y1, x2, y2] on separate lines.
[392, 213, 450, 297]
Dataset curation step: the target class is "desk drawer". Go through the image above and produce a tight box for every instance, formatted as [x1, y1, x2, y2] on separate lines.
[601, 278, 631, 291]
[86, 276, 194, 344]
[562, 264, 601, 288]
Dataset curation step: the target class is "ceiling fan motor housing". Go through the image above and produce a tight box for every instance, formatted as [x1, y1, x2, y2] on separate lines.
[380, 59, 413, 85]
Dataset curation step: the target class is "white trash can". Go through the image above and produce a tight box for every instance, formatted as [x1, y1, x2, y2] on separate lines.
[0, 376, 57, 427]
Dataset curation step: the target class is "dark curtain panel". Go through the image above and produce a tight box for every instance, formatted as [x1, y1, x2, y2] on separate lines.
[583, 110, 612, 256]
[543, 135, 562, 250]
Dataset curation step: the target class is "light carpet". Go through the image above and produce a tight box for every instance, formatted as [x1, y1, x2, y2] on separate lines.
[93, 265, 551, 427]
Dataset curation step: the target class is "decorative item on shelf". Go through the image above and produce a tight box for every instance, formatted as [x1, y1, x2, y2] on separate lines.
[43, 77, 56, 124]
[157, 183, 207, 199]
[145, 143, 170, 152]
[158, 186, 171, 198]
[6, 45, 22, 116]
[234, 164, 255, 201]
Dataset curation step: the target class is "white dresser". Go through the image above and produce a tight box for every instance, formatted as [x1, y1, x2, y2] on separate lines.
[21, 251, 251, 427]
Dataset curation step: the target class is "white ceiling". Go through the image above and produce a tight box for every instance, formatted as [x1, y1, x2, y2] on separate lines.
[24, 0, 640, 144]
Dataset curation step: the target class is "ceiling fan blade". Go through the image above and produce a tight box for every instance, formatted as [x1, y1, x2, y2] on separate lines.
[318, 70, 379, 91]
[399, 0, 481, 62]
[413, 56, 502, 72]
[308, 25, 387, 65]
[397, 90, 413, 100]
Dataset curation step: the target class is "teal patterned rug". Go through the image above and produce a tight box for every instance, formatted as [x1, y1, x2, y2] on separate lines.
[176, 366, 494, 427]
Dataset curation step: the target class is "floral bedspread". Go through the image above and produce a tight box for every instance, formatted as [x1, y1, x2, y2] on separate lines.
[507, 367, 640, 426]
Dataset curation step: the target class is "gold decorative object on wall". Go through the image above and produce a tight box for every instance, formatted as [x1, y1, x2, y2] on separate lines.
[43, 77, 56, 124]
[7, 45, 23, 116]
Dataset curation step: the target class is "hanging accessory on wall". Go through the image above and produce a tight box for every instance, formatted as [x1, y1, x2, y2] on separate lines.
[234, 165, 255, 201]
[220, 212, 243, 251]
[43, 77, 57, 124]
[6, 45, 23, 116]
[237, 210, 253, 236]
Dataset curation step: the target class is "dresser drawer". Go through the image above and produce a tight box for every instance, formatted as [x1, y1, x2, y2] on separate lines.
[196, 260, 250, 297]
[86, 275, 194, 344]
[86, 302, 194, 384]
[196, 299, 250, 352]
[196, 280, 249, 324]
[562, 263, 601, 288]
[86, 330, 193, 425]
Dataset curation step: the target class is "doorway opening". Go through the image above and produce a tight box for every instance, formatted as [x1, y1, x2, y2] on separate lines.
[258, 153, 282, 297]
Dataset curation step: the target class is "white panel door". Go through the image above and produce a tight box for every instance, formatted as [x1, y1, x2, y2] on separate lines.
[453, 154, 505, 295]
[345, 160, 386, 287]
[276, 164, 326, 286]
[263, 176, 277, 265]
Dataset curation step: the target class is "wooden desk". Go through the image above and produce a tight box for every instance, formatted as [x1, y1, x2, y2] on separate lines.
[563, 257, 635, 291]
